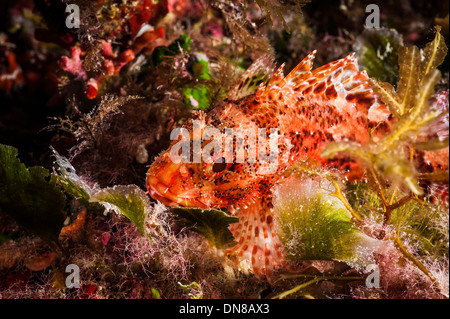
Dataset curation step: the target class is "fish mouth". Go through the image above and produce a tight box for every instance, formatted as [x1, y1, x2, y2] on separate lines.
[146, 174, 208, 209]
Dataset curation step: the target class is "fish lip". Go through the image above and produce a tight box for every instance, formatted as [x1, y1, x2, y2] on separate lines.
[146, 175, 208, 209]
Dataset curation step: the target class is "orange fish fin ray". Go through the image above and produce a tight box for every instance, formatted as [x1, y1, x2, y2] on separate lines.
[284, 50, 316, 86]
[266, 63, 286, 89]
[257, 51, 316, 96]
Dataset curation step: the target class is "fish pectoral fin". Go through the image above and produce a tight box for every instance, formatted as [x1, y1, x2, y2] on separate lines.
[224, 197, 289, 283]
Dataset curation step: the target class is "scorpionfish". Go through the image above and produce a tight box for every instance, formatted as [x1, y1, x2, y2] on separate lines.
[146, 51, 393, 280]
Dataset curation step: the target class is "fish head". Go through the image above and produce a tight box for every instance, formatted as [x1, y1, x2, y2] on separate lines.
[146, 105, 282, 208]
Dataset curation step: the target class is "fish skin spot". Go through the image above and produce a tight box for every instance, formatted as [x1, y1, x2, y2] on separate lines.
[302, 86, 312, 95]
[325, 85, 337, 99]
[313, 82, 326, 94]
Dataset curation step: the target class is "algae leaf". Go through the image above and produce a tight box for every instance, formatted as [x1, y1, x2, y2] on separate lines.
[370, 26, 447, 127]
[277, 194, 361, 261]
[0, 144, 66, 248]
[273, 178, 380, 267]
[171, 208, 239, 249]
[323, 26, 448, 195]
[52, 147, 104, 213]
[89, 185, 150, 236]
[354, 28, 403, 84]
[53, 149, 152, 236]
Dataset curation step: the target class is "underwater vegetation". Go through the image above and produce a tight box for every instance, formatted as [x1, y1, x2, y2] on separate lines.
[0, 0, 449, 299]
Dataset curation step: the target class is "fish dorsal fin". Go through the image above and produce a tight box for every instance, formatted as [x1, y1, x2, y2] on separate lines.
[266, 63, 286, 89]
[292, 52, 360, 94]
[257, 51, 390, 122]
[256, 50, 316, 99]
[226, 55, 275, 101]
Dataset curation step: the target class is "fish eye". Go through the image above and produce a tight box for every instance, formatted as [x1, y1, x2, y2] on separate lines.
[212, 157, 227, 173]
[203, 153, 232, 180]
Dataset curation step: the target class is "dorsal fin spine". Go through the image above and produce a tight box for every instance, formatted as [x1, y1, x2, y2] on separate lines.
[255, 50, 391, 124]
